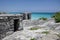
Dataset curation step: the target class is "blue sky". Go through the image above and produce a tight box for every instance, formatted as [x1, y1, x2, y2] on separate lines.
[0, 0, 60, 12]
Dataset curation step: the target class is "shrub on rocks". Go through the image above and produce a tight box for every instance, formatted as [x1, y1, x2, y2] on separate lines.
[52, 12, 60, 23]
[39, 17, 47, 20]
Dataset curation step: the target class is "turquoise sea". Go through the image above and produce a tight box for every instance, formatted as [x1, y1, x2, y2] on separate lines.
[31, 12, 55, 20]
[9, 12, 55, 20]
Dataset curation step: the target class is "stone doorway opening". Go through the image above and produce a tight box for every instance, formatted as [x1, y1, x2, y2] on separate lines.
[14, 19, 19, 32]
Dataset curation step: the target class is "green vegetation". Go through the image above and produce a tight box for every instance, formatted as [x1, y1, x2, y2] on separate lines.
[52, 12, 60, 23]
[39, 17, 47, 20]
[42, 31, 49, 35]
[30, 27, 39, 30]
[30, 38, 36, 40]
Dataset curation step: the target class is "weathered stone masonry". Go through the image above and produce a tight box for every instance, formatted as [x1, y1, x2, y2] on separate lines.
[0, 13, 31, 40]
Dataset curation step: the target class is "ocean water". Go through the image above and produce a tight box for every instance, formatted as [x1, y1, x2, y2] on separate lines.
[9, 12, 55, 20]
[31, 12, 55, 20]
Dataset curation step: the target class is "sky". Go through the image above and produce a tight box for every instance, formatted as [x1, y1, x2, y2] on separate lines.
[0, 0, 60, 12]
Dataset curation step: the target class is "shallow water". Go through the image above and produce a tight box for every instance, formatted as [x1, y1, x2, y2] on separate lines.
[31, 12, 55, 20]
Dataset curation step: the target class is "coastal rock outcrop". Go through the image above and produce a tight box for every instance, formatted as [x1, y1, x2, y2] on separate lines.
[3, 19, 60, 40]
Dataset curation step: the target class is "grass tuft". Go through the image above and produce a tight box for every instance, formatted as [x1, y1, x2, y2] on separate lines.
[42, 31, 49, 35]
[30, 38, 35, 40]
[30, 27, 39, 30]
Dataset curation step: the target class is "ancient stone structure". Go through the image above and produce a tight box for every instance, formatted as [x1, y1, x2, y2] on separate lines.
[0, 13, 31, 40]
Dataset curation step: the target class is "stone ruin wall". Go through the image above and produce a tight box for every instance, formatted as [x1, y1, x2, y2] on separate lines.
[0, 19, 14, 40]
[0, 13, 31, 40]
[0, 16, 23, 40]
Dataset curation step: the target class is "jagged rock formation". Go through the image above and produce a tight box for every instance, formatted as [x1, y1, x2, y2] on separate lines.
[3, 18, 60, 40]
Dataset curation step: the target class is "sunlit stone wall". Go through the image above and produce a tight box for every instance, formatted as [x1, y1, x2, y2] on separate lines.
[0, 13, 31, 40]
[0, 16, 23, 40]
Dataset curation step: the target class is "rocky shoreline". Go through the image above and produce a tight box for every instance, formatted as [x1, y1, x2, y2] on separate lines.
[2, 18, 60, 40]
